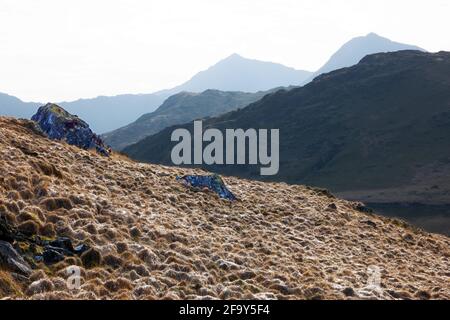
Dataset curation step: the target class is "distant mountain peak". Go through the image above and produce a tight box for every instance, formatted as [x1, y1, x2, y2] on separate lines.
[303, 33, 426, 83]
[349, 32, 420, 47]
[225, 53, 244, 60]
[215, 53, 248, 66]
[365, 32, 381, 38]
[157, 53, 312, 95]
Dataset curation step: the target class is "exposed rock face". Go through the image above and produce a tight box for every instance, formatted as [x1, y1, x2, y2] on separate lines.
[177, 174, 237, 201]
[0, 241, 32, 276]
[0, 117, 449, 300]
[31, 103, 110, 156]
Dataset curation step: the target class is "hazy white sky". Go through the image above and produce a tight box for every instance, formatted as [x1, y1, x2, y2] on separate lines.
[0, 0, 449, 102]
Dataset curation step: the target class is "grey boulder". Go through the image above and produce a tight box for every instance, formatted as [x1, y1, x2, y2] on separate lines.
[0, 240, 32, 276]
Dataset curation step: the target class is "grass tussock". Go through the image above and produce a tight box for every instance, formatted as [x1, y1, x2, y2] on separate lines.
[30, 159, 64, 179]
[0, 271, 24, 297]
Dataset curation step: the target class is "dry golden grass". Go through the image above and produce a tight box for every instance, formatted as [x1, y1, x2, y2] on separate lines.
[0, 116, 449, 300]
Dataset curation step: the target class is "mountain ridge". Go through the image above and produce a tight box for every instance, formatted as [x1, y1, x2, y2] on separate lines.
[303, 32, 425, 83]
[0, 54, 309, 133]
[0, 92, 40, 119]
[102, 88, 284, 150]
[0, 33, 427, 133]
[156, 53, 312, 96]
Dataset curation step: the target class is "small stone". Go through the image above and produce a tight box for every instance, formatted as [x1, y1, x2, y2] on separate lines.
[42, 248, 65, 264]
[403, 234, 415, 244]
[363, 220, 377, 228]
[217, 259, 240, 271]
[116, 242, 128, 254]
[327, 203, 338, 210]
[416, 290, 431, 300]
[354, 203, 373, 213]
[343, 287, 355, 297]
[219, 288, 233, 299]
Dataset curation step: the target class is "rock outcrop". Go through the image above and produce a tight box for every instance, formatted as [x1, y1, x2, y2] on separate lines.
[0, 240, 32, 276]
[31, 103, 110, 156]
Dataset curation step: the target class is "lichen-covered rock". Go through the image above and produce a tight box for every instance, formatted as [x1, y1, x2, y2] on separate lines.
[31, 103, 110, 156]
[0, 240, 32, 276]
[177, 174, 237, 201]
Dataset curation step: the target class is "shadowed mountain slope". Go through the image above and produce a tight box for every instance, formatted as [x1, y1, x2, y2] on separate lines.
[0, 93, 39, 119]
[102, 89, 280, 150]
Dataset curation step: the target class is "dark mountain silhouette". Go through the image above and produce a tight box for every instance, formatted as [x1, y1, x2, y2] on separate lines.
[65, 34, 424, 133]
[0, 34, 424, 134]
[123, 50, 450, 234]
[103, 88, 280, 150]
[303, 33, 425, 84]
[59, 94, 166, 133]
[0, 93, 165, 134]
[100, 34, 425, 144]
[157, 54, 311, 97]
[1, 54, 310, 133]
